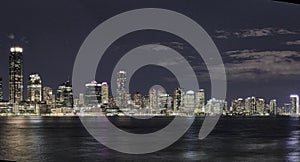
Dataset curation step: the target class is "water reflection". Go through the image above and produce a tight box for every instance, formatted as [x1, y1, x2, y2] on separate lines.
[286, 118, 300, 162]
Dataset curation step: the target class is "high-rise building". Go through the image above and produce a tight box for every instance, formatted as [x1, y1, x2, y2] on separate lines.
[256, 98, 265, 115]
[43, 87, 55, 108]
[56, 81, 73, 108]
[79, 93, 84, 106]
[205, 98, 226, 114]
[158, 93, 172, 110]
[116, 71, 127, 108]
[0, 77, 3, 101]
[84, 80, 101, 107]
[195, 89, 205, 113]
[133, 92, 143, 109]
[101, 82, 109, 105]
[245, 97, 256, 115]
[9, 47, 24, 103]
[269, 99, 277, 115]
[230, 98, 245, 114]
[183, 90, 195, 114]
[173, 87, 183, 112]
[290, 94, 299, 115]
[27, 74, 42, 102]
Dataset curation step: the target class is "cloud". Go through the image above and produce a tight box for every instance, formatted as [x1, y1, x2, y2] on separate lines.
[286, 40, 300, 45]
[215, 28, 298, 39]
[223, 50, 300, 81]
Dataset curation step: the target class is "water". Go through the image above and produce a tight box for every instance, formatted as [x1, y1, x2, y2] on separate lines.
[0, 116, 299, 161]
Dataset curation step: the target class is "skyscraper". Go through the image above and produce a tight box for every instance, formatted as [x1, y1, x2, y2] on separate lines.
[269, 99, 277, 115]
[183, 90, 195, 114]
[43, 87, 55, 108]
[0, 77, 3, 101]
[9, 47, 24, 103]
[116, 71, 127, 108]
[84, 80, 101, 107]
[133, 92, 142, 109]
[56, 81, 73, 108]
[290, 94, 299, 115]
[27, 74, 42, 102]
[101, 82, 109, 105]
[195, 89, 205, 113]
[173, 87, 183, 112]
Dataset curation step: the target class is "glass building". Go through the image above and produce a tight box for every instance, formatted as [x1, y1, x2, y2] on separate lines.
[43, 87, 55, 108]
[116, 71, 127, 108]
[56, 81, 73, 108]
[173, 87, 183, 113]
[9, 47, 24, 103]
[101, 82, 109, 105]
[290, 94, 299, 115]
[84, 80, 101, 107]
[195, 89, 205, 113]
[27, 74, 42, 102]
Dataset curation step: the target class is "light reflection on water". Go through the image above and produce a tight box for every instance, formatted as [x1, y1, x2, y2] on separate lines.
[286, 118, 300, 162]
[0, 116, 299, 161]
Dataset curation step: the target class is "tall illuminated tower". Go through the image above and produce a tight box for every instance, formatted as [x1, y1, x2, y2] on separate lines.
[9, 47, 24, 103]
[101, 82, 109, 105]
[116, 71, 127, 108]
[173, 87, 183, 112]
[195, 89, 205, 113]
[84, 80, 101, 107]
[56, 81, 73, 108]
[27, 74, 42, 102]
[290, 94, 299, 115]
[43, 87, 55, 108]
[269, 99, 277, 115]
[0, 77, 3, 101]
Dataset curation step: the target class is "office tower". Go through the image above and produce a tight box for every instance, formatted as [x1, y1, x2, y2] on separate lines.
[290, 94, 299, 115]
[108, 96, 116, 108]
[183, 90, 195, 114]
[133, 92, 142, 109]
[269, 99, 277, 115]
[9, 47, 24, 103]
[256, 98, 265, 114]
[149, 86, 165, 113]
[0, 77, 3, 101]
[158, 93, 172, 109]
[116, 71, 127, 108]
[195, 89, 205, 112]
[84, 80, 101, 107]
[173, 87, 183, 113]
[79, 93, 84, 106]
[245, 97, 256, 115]
[43, 87, 55, 108]
[101, 82, 109, 105]
[56, 80, 73, 108]
[205, 98, 226, 114]
[230, 98, 245, 114]
[27, 74, 42, 102]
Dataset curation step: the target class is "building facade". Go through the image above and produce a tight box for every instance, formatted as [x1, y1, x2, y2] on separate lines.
[27, 74, 42, 102]
[9, 47, 24, 103]
[84, 80, 101, 107]
[101, 82, 109, 105]
[116, 71, 127, 108]
[56, 81, 73, 108]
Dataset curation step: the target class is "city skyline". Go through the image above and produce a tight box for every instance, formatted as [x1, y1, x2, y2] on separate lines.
[1, 47, 299, 116]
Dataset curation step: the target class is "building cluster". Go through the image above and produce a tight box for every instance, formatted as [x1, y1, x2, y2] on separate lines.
[0, 46, 300, 116]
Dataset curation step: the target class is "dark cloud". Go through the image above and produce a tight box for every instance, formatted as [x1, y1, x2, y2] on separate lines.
[215, 28, 298, 39]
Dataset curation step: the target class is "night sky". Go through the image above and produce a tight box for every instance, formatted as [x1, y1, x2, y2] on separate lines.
[0, 0, 300, 105]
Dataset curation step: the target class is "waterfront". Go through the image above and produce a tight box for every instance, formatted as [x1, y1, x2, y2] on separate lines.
[0, 116, 299, 161]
